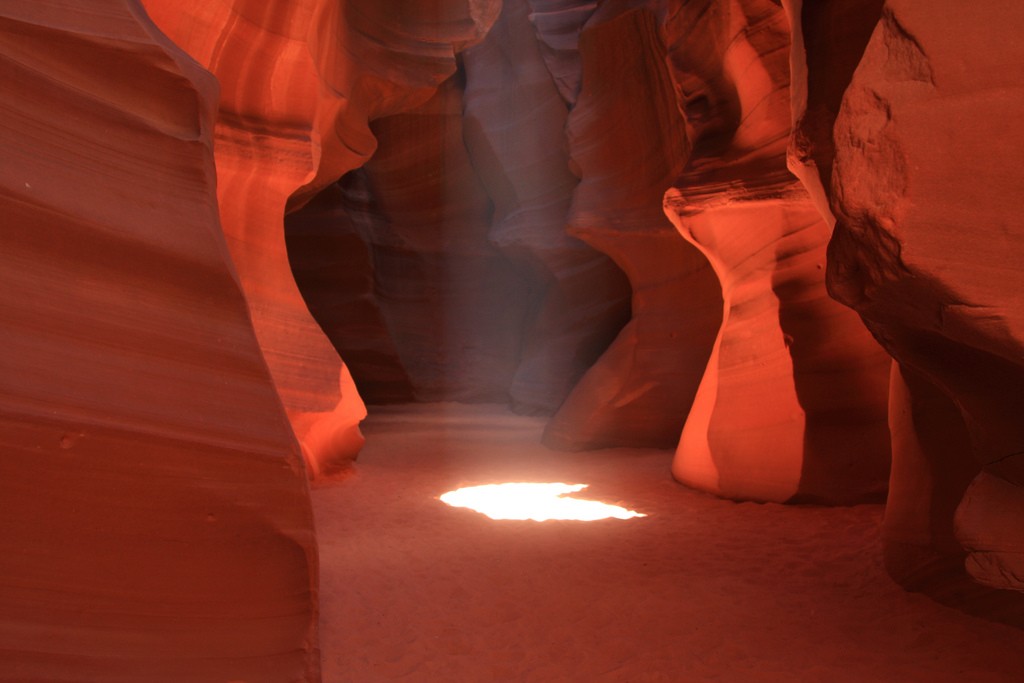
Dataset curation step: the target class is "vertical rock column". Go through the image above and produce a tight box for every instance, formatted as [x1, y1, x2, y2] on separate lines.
[781, 0, 974, 594]
[0, 2, 320, 680]
[781, 0, 885, 222]
[663, 0, 891, 503]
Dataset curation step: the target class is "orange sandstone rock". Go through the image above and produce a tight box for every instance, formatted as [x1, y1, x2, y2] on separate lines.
[663, 0, 892, 503]
[544, 4, 722, 450]
[831, 0, 1024, 593]
[0, 1, 319, 679]
[142, 0, 500, 476]
[142, 0, 364, 477]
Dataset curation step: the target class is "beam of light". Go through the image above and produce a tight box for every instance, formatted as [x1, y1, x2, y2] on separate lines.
[439, 482, 647, 522]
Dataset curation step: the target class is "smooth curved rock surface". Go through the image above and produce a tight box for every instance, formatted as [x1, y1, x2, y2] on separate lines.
[142, 0, 365, 477]
[663, 0, 892, 503]
[0, 2, 319, 679]
[143, 0, 500, 476]
[956, 473, 1024, 594]
[830, 0, 1024, 593]
[544, 4, 722, 450]
[885, 363, 977, 586]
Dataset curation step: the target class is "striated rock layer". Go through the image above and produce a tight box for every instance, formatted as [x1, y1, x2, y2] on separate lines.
[0, 2, 320, 680]
[661, 0, 892, 503]
[828, 1, 1024, 598]
[142, 0, 500, 476]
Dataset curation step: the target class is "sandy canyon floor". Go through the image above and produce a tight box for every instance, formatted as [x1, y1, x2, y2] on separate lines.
[313, 404, 1024, 682]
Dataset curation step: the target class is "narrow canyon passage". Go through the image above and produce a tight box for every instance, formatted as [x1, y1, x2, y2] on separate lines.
[314, 404, 1024, 682]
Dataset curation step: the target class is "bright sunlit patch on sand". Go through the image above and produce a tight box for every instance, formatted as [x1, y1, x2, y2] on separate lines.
[439, 482, 647, 521]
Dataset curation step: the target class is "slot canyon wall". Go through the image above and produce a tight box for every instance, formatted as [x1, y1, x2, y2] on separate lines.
[0, 1, 321, 679]
[0, 0, 499, 679]
[2, 0, 1023, 679]
[785, 0, 1024, 611]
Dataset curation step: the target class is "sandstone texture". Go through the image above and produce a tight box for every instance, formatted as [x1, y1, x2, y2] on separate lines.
[662, 0, 892, 503]
[782, 0, 885, 221]
[288, 0, 631, 416]
[544, 4, 723, 450]
[828, 0, 1024, 595]
[4, 2, 1024, 676]
[0, 1, 319, 679]
[142, 0, 500, 476]
[463, 0, 632, 415]
[524, 0, 596, 106]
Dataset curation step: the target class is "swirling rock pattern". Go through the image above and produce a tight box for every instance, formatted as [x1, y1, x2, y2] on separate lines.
[830, 0, 1024, 596]
[142, 0, 500, 476]
[0, 1, 319, 679]
[6, 6, 1024, 677]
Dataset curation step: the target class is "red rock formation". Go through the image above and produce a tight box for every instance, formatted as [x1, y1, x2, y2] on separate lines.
[0, 2, 320, 679]
[141, 0, 361, 477]
[662, 0, 892, 503]
[829, 0, 1024, 594]
[142, 0, 500, 476]
[544, 3, 723, 450]
[8, 7, 1024, 679]
[885, 364, 983, 589]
